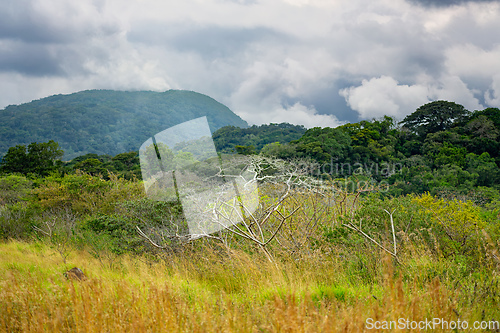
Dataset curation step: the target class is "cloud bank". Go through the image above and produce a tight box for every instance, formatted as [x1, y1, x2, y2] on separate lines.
[0, 0, 499, 127]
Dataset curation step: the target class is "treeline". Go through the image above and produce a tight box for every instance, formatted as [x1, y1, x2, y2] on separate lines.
[217, 100, 500, 198]
[213, 122, 306, 154]
[0, 141, 141, 180]
[1, 100, 500, 199]
[0, 123, 306, 180]
[285, 101, 500, 197]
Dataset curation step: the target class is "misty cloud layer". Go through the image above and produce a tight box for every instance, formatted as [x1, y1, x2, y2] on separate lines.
[1, 0, 499, 127]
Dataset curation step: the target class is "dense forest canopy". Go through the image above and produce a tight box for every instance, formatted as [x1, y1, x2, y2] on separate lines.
[212, 123, 306, 154]
[0, 90, 248, 160]
[1, 99, 500, 198]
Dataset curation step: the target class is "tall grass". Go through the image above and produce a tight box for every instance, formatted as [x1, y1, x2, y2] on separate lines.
[1, 240, 499, 332]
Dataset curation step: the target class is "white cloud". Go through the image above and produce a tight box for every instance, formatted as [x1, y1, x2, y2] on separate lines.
[430, 75, 484, 110]
[445, 44, 500, 78]
[238, 102, 344, 128]
[340, 75, 484, 119]
[339, 76, 430, 119]
[0, 73, 87, 107]
[228, 60, 344, 127]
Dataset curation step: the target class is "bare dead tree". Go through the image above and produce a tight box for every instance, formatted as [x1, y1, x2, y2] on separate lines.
[188, 156, 320, 262]
[341, 208, 401, 263]
[136, 155, 317, 262]
[33, 208, 78, 264]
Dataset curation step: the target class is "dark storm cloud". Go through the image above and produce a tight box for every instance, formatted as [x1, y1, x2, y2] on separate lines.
[128, 23, 293, 59]
[335, 13, 447, 81]
[283, 79, 360, 123]
[172, 26, 292, 59]
[0, 0, 120, 78]
[408, 0, 500, 7]
[0, 1, 69, 43]
[0, 0, 119, 44]
[0, 42, 64, 76]
[442, 11, 500, 50]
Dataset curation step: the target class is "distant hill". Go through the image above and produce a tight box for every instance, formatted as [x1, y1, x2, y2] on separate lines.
[0, 90, 248, 160]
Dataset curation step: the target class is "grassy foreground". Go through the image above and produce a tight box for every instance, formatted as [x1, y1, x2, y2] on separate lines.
[1, 240, 499, 332]
[2, 171, 500, 331]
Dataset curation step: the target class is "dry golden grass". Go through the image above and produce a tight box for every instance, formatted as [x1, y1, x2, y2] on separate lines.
[0, 240, 498, 332]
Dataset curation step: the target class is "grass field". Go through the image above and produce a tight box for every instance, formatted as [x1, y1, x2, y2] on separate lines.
[1, 238, 499, 332]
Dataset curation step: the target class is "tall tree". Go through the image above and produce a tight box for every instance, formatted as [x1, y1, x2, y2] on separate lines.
[400, 101, 469, 137]
[0, 140, 63, 176]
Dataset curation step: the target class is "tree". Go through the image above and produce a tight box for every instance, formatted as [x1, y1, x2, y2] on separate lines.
[136, 155, 311, 262]
[235, 145, 256, 155]
[294, 127, 352, 164]
[400, 101, 470, 137]
[27, 141, 64, 175]
[0, 174, 32, 205]
[212, 123, 306, 154]
[111, 152, 140, 171]
[73, 158, 107, 176]
[466, 152, 500, 187]
[0, 145, 29, 174]
[465, 115, 499, 140]
[0, 140, 64, 176]
[470, 107, 500, 129]
[260, 142, 297, 159]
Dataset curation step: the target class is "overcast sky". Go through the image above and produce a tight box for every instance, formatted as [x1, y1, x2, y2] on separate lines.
[1, 0, 500, 127]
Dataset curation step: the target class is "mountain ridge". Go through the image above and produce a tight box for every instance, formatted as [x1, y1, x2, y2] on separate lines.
[0, 89, 248, 160]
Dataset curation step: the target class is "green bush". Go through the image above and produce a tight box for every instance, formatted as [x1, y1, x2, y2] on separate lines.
[80, 214, 144, 255]
[33, 172, 144, 215]
[0, 174, 33, 205]
[0, 202, 38, 240]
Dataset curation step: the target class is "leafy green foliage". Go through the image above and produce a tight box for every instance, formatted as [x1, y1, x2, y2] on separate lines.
[0, 202, 38, 240]
[1, 99, 500, 222]
[0, 175, 32, 205]
[213, 123, 306, 154]
[0, 140, 63, 176]
[235, 145, 256, 155]
[61, 151, 141, 180]
[294, 126, 352, 164]
[80, 214, 144, 255]
[412, 193, 488, 259]
[400, 100, 470, 137]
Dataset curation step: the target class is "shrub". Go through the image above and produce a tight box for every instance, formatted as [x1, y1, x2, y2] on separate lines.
[0, 202, 38, 240]
[0, 174, 33, 205]
[412, 193, 487, 260]
[80, 214, 144, 255]
[33, 172, 144, 215]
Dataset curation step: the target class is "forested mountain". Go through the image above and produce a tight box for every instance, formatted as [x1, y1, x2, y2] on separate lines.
[0, 90, 248, 160]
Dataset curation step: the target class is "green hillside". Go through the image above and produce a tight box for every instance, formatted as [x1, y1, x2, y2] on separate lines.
[0, 90, 248, 160]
